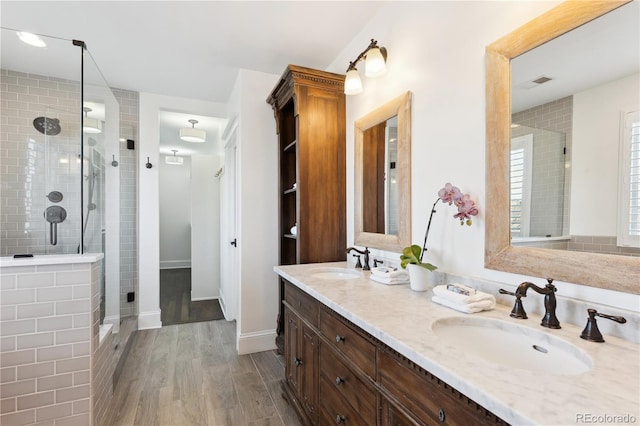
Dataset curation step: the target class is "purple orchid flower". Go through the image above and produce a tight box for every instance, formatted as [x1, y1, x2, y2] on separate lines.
[437, 183, 461, 205]
[418, 183, 479, 262]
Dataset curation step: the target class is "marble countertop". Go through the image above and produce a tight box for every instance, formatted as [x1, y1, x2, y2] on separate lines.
[274, 262, 640, 426]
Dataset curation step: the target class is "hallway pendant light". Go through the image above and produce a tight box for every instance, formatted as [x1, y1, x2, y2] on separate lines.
[180, 119, 206, 143]
[344, 38, 387, 95]
[82, 107, 102, 134]
[165, 149, 184, 165]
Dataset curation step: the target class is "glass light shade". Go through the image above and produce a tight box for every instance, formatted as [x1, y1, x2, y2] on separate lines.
[83, 117, 102, 134]
[365, 47, 386, 78]
[180, 127, 206, 143]
[344, 69, 363, 95]
[17, 32, 46, 48]
[165, 154, 184, 165]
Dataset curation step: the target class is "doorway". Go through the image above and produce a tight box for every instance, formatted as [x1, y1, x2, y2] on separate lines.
[158, 110, 227, 325]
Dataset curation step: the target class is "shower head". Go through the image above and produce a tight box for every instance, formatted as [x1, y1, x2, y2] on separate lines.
[33, 117, 61, 135]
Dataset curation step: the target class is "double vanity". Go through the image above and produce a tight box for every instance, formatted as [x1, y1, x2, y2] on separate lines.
[274, 262, 639, 425]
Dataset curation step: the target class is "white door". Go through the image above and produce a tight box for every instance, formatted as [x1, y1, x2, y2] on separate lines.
[220, 129, 239, 321]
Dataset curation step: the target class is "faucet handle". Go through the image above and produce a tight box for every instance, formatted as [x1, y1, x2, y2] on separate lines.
[353, 254, 363, 269]
[499, 289, 528, 319]
[580, 308, 627, 343]
[373, 259, 383, 268]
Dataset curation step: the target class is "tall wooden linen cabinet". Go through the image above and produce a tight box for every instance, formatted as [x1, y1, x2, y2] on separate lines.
[267, 65, 347, 353]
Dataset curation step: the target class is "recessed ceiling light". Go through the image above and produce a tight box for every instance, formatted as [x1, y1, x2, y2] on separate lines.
[16, 32, 46, 48]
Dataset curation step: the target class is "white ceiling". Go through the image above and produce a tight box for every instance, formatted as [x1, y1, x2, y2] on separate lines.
[1, 1, 383, 157]
[0, 1, 383, 103]
[511, 1, 639, 113]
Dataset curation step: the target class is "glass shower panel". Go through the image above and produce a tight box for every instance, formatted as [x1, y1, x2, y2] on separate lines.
[82, 47, 119, 325]
[0, 29, 82, 256]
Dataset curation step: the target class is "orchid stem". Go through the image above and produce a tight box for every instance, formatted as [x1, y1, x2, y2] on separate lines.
[420, 198, 441, 262]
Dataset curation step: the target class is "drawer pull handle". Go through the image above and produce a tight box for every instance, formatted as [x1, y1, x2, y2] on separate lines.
[438, 408, 445, 422]
[335, 414, 345, 424]
[335, 376, 345, 385]
[335, 335, 345, 343]
[294, 357, 302, 367]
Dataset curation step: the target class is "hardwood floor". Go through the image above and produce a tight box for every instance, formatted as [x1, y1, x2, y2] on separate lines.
[102, 320, 302, 426]
[160, 268, 224, 325]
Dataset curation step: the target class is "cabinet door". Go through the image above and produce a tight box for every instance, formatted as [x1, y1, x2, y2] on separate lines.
[300, 321, 319, 423]
[284, 307, 300, 393]
[380, 397, 426, 426]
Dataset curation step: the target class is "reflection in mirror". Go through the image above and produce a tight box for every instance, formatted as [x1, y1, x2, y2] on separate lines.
[355, 91, 411, 252]
[485, 1, 640, 294]
[510, 124, 567, 243]
[362, 115, 398, 235]
[509, 1, 639, 256]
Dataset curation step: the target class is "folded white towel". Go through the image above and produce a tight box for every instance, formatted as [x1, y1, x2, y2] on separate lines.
[431, 295, 496, 313]
[370, 274, 410, 286]
[432, 284, 495, 305]
[371, 266, 408, 279]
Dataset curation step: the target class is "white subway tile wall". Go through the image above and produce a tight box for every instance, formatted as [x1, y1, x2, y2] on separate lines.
[0, 261, 105, 426]
[1, 69, 82, 257]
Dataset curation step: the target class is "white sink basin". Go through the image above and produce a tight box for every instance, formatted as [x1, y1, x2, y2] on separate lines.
[309, 267, 362, 280]
[432, 316, 592, 375]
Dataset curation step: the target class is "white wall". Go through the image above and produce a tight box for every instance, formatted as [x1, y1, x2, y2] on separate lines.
[325, 1, 638, 312]
[571, 72, 640, 235]
[138, 92, 227, 329]
[159, 155, 191, 268]
[227, 69, 280, 354]
[191, 154, 221, 301]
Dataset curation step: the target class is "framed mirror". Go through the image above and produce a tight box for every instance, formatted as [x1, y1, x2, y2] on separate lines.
[485, 0, 639, 294]
[355, 91, 411, 252]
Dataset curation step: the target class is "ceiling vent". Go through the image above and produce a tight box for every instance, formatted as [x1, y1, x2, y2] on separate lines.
[519, 75, 554, 89]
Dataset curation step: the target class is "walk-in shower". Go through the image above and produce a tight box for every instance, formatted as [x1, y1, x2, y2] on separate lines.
[0, 28, 120, 327]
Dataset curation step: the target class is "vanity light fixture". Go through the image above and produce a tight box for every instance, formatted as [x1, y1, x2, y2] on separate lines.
[344, 39, 387, 95]
[17, 31, 46, 48]
[165, 149, 184, 165]
[82, 107, 102, 134]
[179, 119, 206, 143]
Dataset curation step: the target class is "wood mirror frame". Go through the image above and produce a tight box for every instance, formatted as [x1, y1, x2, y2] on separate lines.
[485, 0, 639, 294]
[355, 91, 411, 252]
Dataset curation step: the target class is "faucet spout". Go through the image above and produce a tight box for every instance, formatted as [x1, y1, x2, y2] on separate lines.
[345, 246, 370, 270]
[516, 279, 561, 329]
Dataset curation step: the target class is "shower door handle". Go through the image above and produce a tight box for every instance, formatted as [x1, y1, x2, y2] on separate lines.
[230, 239, 237, 247]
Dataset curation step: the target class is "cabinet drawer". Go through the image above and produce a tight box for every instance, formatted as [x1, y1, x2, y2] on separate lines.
[378, 348, 507, 425]
[284, 280, 319, 328]
[320, 343, 376, 425]
[320, 308, 376, 378]
[319, 375, 368, 426]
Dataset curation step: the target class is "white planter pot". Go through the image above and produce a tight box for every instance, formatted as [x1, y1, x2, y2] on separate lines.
[407, 264, 436, 292]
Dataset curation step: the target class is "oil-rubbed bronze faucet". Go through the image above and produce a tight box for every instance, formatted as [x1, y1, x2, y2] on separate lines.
[580, 308, 626, 343]
[346, 247, 370, 270]
[500, 278, 560, 329]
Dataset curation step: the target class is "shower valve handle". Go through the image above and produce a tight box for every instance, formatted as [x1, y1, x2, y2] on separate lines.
[45, 206, 67, 246]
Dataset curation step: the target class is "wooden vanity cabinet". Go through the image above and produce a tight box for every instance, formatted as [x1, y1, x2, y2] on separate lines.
[281, 280, 508, 426]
